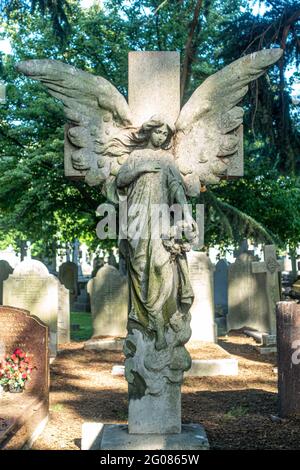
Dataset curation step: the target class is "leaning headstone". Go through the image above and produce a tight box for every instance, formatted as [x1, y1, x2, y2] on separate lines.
[87, 265, 128, 338]
[0, 306, 49, 449]
[58, 261, 79, 303]
[186, 251, 216, 343]
[214, 259, 229, 316]
[277, 301, 300, 417]
[227, 252, 269, 333]
[0, 260, 13, 305]
[3, 260, 58, 357]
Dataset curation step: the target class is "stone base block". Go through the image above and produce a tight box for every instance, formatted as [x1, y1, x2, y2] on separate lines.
[0, 395, 49, 450]
[129, 384, 181, 434]
[82, 423, 209, 450]
[84, 338, 124, 351]
[185, 358, 238, 377]
[186, 341, 238, 377]
[255, 345, 277, 354]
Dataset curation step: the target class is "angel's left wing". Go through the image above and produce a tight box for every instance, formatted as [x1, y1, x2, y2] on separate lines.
[16, 59, 132, 184]
[174, 48, 283, 196]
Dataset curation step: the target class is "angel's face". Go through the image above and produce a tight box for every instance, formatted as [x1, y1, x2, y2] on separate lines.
[149, 125, 169, 148]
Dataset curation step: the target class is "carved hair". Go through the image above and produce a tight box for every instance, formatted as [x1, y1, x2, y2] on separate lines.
[102, 115, 175, 158]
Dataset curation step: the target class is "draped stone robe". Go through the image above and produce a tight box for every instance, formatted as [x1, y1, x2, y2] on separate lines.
[117, 148, 194, 334]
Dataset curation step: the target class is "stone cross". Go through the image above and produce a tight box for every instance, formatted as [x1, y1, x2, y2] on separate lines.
[252, 245, 283, 335]
[128, 53, 242, 176]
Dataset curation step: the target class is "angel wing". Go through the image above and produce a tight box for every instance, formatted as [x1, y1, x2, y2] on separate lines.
[16, 59, 133, 199]
[174, 48, 283, 196]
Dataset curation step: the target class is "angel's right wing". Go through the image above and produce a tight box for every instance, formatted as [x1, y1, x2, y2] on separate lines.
[17, 59, 133, 185]
[174, 49, 283, 196]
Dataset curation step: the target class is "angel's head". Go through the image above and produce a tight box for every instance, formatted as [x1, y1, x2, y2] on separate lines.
[137, 115, 175, 150]
[102, 114, 175, 159]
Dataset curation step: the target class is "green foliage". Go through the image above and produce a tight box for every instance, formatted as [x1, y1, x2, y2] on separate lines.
[1, 0, 71, 40]
[0, 0, 299, 254]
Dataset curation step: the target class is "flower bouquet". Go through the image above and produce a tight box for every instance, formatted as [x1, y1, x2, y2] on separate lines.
[0, 348, 33, 393]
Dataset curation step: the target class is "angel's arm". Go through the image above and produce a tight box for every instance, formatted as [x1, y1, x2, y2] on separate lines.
[116, 154, 161, 189]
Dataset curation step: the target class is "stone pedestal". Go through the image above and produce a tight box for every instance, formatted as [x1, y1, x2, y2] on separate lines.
[82, 423, 209, 450]
[129, 383, 181, 434]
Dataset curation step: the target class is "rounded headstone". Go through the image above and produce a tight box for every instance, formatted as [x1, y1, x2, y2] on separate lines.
[14, 259, 49, 277]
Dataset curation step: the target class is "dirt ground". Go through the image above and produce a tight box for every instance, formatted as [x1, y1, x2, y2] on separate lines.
[32, 333, 300, 450]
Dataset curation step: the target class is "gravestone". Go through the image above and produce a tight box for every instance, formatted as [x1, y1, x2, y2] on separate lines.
[187, 251, 216, 343]
[0, 260, 13, 305]
[57, 281, 70, 344]
[251, 245, 283, 335]
[277, 301, 300, 417]
[3, 260, 58, 357]
[87, 265, 128, 337]
[59, 261, 79, 303]
[214, 259, 229, 316]
[0, 306, 49, 449]
[227, 252, 270, 333]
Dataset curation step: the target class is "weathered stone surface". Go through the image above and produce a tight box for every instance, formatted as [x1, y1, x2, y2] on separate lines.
[185, 340, 238, 377]
[84, 338, 124, 351]
[88, 423, 209, 450]
[251, 245, 283, 335]
[129, 383, 181, 434]
[3, 260, 58, 357]
[187, 251, 216, 342]
[175, 49, 283, 192]
[185, 358, 238, 377]
[0, 306, 49, 449]
[87, 265, 128, 337]
[58, 261, 79, 304]
[57, 281, 70, 344]
[0, 260, 13, 305]
[227, 252, 270, 333]
[128, 51, 180, 127]
[214, 258, 229, 316]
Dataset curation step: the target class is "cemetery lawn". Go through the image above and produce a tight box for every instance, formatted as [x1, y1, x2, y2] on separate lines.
[32, 332, 300, 450]
[70, 312, 93, 341]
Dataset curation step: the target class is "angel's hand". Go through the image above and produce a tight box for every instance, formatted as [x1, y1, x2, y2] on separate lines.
[71, 150, 91, 171]
[138, 161, 161, 173]
[184, 215, 199, 242]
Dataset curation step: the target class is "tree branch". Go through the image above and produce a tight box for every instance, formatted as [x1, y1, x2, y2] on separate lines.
[180, 0, 203, 102]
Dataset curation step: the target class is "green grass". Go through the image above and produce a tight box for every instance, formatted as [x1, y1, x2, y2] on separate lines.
[50, 404, 65, 412]
[70, 312, 93, 341]
[223, 405, 249, 421]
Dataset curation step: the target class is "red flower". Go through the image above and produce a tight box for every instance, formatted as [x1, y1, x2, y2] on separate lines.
[21, 373, 27, 379]
[14, 348, 22, 356]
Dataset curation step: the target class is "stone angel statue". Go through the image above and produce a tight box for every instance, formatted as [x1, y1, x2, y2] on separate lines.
[17, 49, 282, 433]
